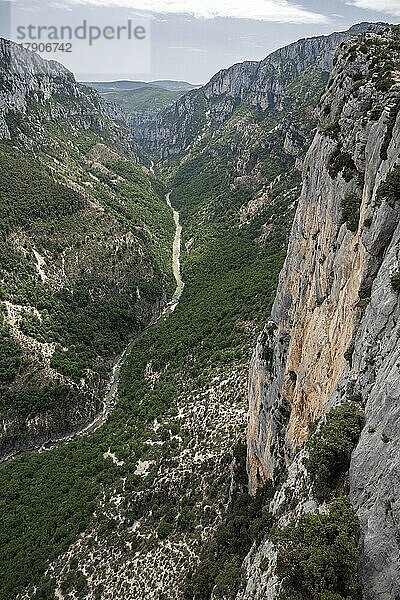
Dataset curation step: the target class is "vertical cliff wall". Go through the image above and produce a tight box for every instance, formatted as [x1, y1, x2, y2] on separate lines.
[246, 26, 400, 599]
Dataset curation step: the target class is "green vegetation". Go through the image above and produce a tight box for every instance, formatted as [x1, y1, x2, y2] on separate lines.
[0, 309, 202, 600]
[285, 68, 329, 103]
[307, 403, 364, 502]
[376, 166, 400, 207]
[366, 28, 399, 95]
[0, 138, 175, 454]
[375, 73, 394, 93]
[168, 144, 292, 336]
[344, 343, 355, 365]
[0, 147, 85, 233]
[0, 179, 286, 597]
[0, 444, 104, 599]
[341, 193, 362, 232]
[0, 323, 22, 383]
[328, 148, 357, 182]
[184, 446, 273, 600]
[0, 115, 180, 596]
[391, 272, 400, 292]
[0, 122, 290, 598]
[95, 86, 185, 114]
[380, 99, 400, 160]
[274, 497, 362, 600]
[324, 121, 340, 139]
[0, 65, 300, 597]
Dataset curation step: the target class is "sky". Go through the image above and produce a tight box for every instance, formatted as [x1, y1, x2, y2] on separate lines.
[2, 0, 399, 82]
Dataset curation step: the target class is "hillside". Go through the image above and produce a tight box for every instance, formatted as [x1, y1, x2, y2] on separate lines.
[86, 80, 198, 92]
[0, 39, 175, 459]
[89, 87, 185, 115]
[84, 80, 200, 117]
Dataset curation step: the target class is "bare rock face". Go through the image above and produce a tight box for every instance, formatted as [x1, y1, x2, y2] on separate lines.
[245, 26, 400, 599]
[0, 38, 75, 131]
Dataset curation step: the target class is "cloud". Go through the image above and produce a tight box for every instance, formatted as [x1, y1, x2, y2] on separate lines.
[345, 0, 400, 16]
[59, 0, 329, 24]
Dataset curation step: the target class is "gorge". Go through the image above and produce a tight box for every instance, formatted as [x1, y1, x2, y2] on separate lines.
[0, 21, 399, 600]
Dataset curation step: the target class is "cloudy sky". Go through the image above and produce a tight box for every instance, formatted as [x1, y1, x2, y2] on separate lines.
[3, 0, 400, 82]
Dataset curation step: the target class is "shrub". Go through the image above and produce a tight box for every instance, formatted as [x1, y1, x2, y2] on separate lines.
[391, 272, 400, 292]
[262, 345, 274, 369]
[157, 521, 172, 540]
[183, 479, 274, 600]
[376, 166, 400, 206]
[307, 403, 364, 502]
[369, 107, 382, 121]
[380, 99, 400, 160]
[344, 343, 355, 365]
[213, 557, 244, 599]
[376, 76, 394, 93]
[274, 497, 362, 600]
[341, 193, 362, 232]
[178, 507, 196, 532]
[325, 121, 340, 139]
[0, 324, 22, 383]
[328, 148, 357, 182]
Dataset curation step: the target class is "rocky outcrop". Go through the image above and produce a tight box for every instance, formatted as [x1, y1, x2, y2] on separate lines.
[246, 26, 400, 599]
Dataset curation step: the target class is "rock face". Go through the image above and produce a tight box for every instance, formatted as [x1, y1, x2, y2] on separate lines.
[246, 26, 400, 599]
[132, 24, 383, 158]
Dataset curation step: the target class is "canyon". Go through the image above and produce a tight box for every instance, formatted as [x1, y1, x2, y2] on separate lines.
[0, 21, 399, 600]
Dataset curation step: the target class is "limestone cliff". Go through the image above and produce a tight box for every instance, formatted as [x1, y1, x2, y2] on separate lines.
[133, 24, 382, 159]
[0, 37, 133, 149]
[245, 26, 400, 600]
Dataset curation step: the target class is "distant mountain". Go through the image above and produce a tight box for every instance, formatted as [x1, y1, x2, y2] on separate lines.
[151, 80, 201, 91]
[85, 86, 186, 116]
[84, 80, 200, 92]
[83, 80, 201, 117]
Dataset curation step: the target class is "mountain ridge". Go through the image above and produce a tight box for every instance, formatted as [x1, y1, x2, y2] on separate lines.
[84, 80, 200, 91]
[132, 22, 386, 158]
